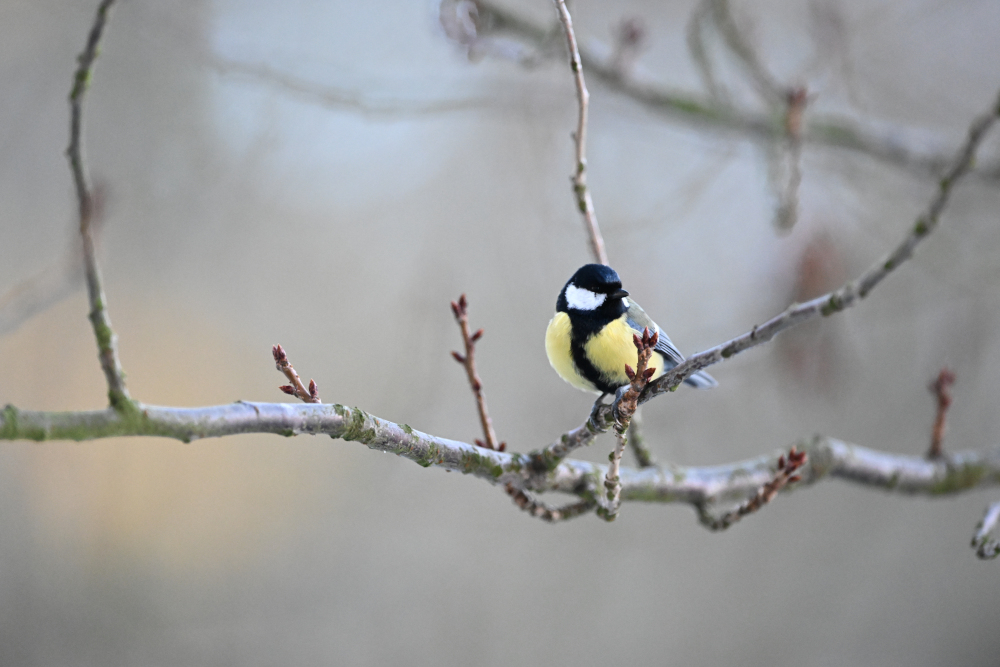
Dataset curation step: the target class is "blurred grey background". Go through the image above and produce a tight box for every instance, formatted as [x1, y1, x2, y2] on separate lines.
[1, 0, 999, 664]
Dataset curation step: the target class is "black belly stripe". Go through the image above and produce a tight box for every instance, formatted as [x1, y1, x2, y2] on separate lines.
[570, 336, 612, 394]
[568, 320, 622, 395]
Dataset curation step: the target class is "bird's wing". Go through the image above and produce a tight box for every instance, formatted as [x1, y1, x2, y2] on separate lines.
[625, 298, 685, 365]
[625, 298, 718, 389]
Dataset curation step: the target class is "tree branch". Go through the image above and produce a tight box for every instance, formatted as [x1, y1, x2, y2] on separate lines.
[928, 367, 955, 459]
[1, 403, 998, 525]
[470, 0, 1000, 183]
[450, 295, 503, 451]
[552, 0, 608, 265]
[971, 502, 1000, 560]
[697, 446, 806, 530]
[273, 344, 321, 403]
[639, 91, 1000, 403]
[598, 327, 658, 520]
[67, 0, 131, 411]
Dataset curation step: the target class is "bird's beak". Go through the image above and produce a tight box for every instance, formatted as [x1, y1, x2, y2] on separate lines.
[612, 289, 629, 299]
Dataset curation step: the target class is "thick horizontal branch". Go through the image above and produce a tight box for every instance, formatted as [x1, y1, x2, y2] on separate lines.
[2, 402, 998, 520]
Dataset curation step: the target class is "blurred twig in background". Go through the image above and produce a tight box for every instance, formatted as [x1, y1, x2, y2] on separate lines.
[450, 0, 1000, 186]
[643, 91, 1000, 401]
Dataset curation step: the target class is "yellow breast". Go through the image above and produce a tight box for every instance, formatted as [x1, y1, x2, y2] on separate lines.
[545, 313, 666, 394]
[585, 317, 664, 386]
[545, 312, 599, 393]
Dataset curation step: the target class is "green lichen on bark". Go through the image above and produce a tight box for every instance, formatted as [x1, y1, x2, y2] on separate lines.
[929, 464, 991, 495]
[458, 449, 504, 478]
[339, 407, 376, 443]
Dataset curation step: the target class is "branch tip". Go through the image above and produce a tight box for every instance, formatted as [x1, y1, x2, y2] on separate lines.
[270, 344, 321, 403]
[450, 294, 502, 451]
[928, 367, 956, 459]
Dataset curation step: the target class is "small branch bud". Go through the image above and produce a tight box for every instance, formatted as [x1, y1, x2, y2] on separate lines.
[271, 345, 321, 403]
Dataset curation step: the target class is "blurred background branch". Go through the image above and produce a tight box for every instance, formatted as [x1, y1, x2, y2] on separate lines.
[449, 0, 1000, 186]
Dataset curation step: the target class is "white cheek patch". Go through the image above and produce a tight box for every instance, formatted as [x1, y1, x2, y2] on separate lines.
[566, 284, 606, 311]
[622, 298, 629, 309]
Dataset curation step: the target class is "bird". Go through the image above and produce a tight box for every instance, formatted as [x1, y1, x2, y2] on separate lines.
[545, 264, 717, 396]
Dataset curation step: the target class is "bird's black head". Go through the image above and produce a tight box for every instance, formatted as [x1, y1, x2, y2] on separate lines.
[556, 264, 629, 318]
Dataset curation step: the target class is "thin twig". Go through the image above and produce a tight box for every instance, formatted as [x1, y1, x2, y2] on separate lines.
[609, 18, 645, 79]
[773, 87, 807, 231]
[689, 0, 806, 230]
[707, 0, 785, 106]
[971, 502, 1000, 560]
[67, 0, 131, 411]
[451, 294, 504, 451]
[928, 367, 956, 459]
[699, 446, 806, 530]
[553, 0, 609, 266]
[598, 327, 659, 521]
[641, 91, 1000, 403]
[686, 0, 723, 102]
[0, 184, 108, 339]
[627, 408, 657, 468]
[505, 483, 594, 521]
[272, 344, 321, 403]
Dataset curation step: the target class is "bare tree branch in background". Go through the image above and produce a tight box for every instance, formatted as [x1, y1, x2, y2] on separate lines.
[553, 0, 608, 265]
[207, 56, 492, 117]
[0, 247, 83, 337]
[0, 184, 108, 338]
[456, 0, 1000, 185]
[639, 94, 1000, 403]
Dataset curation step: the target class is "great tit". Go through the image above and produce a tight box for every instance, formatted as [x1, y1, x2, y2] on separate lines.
[545, 264, 717, 395]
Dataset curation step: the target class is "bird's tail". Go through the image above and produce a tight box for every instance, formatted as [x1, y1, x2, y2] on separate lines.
[683, 370, 718, 389]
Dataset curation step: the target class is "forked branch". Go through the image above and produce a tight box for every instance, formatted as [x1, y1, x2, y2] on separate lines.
[273, 344, 321, 403]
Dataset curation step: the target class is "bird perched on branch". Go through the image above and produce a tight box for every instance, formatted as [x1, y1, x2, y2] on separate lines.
[545, 264, 717, 395]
